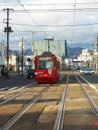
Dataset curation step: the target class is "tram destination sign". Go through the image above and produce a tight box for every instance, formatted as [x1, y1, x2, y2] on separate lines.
[39, 57, 52, 61]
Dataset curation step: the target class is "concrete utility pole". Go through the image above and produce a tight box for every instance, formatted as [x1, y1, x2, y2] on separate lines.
[3, 8, 13, 78]
[32, 32, 34, 56]
[96, 36, 98, 73]
[21, 36, 24, 76]
[32, 32, 35, 69]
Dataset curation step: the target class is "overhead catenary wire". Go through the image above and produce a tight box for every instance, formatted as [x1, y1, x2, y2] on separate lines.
[0, 8, 98, 13]
[1, 21, 98, 27]
[16, 0, 47, 37]
[1, 2, 98, 6]
[71, 0, 77, 44]
[0, 0, 97, 50]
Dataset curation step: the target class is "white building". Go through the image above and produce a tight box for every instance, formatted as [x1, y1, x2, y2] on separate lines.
[73, 49, 94, 68]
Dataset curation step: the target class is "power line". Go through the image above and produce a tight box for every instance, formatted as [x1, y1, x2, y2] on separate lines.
[16, 0, 47, 36]
[71, 0, 77, 44]
[1, 21, 98, 27]
[1, 2, 98, 6]
[0, 7, 98, 13]
[2, 8, 98, 13]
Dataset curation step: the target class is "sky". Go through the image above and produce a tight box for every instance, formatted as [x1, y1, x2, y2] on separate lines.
[0, 0, 98, 50]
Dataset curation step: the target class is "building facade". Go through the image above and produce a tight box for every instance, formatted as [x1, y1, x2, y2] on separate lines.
[34, 40, 67, 58]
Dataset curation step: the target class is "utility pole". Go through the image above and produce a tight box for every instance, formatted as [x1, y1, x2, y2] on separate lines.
[19, 36, 25, 76]
[32, 32, 34, 69]
[21, 36, 24, 76]
[32, 32, 34, 56]
[45, 37, 54, 52]
[96, 36, 98, 73]
[3, 8, 13, 78]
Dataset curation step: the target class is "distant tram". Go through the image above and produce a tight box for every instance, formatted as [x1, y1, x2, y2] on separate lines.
[34, 51, 60, 83]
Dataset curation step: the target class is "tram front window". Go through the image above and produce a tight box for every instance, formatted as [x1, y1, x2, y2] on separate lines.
[38, 57, 53, 70]
[46, 61, 53, 69]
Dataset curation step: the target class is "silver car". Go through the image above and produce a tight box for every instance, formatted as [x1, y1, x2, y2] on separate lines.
[84, 68, 95, 75]
[80, 68, 86, 73]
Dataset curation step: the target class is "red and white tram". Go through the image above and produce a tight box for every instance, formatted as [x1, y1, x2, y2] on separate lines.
[34, 51, 60, 83]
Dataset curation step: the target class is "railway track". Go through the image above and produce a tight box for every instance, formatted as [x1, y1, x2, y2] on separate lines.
[53, 74, 98, 130]
[0, 82, 51, 130]
[0, 73, 66, 130]
[0, 82, 37, 106]
[0, 73, 98, 130]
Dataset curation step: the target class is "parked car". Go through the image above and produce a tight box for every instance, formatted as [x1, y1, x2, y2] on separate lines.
[84, 68, 95, 75]
[80, 68, 87, 73]
[27, 69, 35, 79]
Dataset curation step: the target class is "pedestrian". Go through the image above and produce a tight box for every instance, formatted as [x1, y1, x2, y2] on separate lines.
[1, 69, 4, 77]
[4, 68, 9, 79]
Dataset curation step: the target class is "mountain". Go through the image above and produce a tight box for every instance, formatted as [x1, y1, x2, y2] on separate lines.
[68, 47, 84, 58]
[10, 47, 84, 57]
[10, 49, 32, 55]
[24, 49, 32, 55]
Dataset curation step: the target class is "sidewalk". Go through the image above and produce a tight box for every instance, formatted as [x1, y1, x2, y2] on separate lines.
[0, 72, 26, 82]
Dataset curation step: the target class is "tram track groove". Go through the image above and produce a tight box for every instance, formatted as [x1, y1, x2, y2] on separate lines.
[53, 74, 69, 130]
[76, 74, 98, 117]
[0, 72, 98, 130]
[53, 73, 98, 130]
[0, 82, 37, 106]
[0, 86, 49, 130]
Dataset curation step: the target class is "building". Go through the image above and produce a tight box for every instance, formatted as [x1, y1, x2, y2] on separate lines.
[73, 49, 94, 68]
[1, 40, 68, 72]
[34, 40, 67, 58]
[34, 40, 67, 70]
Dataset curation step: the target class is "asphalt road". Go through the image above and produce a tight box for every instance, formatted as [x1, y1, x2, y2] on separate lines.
[82, 74, 98, 84]
[0, 72, 35, 90]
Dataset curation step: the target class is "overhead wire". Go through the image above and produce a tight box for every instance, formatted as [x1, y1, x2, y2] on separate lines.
[71, 0, 76, 45]
[0, 2, 98, 6]
[3, 8, 98, 13]
[16, 0, 47, 37]
[6, 22, 98, 27]
[0, 1, 97, 48]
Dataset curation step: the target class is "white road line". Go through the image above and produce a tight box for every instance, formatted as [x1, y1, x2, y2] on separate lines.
[78, 74, 98, 92]
[8, 87, 19, 90]
[0, 87, 9, 90]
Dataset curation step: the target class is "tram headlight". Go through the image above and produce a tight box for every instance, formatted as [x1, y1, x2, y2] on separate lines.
[48, 69, 52, 75]
[35, 72, 38, 75]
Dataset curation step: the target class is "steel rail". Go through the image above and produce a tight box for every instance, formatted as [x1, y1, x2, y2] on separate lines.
[75, 74, 98, 117]
[53, 74, 69, 130]
[0, 86, 49, 130]
[0, 82, 37, 106]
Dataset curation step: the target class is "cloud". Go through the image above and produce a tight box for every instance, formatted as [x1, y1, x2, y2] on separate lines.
[0, 0, 98, 50]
